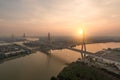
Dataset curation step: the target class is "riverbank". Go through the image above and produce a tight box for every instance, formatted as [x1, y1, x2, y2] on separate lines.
[0, 44, 31, 61]
[95, 48, 120, 62]
[51, 61, 120, 80]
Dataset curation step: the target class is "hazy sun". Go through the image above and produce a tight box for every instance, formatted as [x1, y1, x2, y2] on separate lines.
[79, 29, 83, 35]
[73, 28, 85, 38]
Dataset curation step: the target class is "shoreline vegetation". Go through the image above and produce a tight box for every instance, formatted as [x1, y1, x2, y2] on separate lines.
[51, 61, 120, 80]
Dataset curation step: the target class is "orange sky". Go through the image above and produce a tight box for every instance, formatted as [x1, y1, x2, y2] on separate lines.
[0, 0, 120, 37]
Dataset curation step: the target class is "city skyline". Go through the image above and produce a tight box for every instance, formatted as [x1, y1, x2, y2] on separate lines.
[0, 0, 120, 37]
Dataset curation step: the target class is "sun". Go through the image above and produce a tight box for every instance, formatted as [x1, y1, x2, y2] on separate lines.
[74, 28, 85, 38]
[79, 29, 83, 35]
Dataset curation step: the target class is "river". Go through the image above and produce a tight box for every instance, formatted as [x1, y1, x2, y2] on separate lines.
[0, 42, 120, 80]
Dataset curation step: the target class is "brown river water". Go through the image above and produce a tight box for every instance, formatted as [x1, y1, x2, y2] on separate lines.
[0, 42, 120, 80]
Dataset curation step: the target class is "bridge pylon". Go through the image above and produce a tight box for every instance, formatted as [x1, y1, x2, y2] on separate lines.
[81, 30, 86, 59]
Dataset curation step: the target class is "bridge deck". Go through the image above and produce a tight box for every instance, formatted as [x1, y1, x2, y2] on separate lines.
[67, 48, 93, 54]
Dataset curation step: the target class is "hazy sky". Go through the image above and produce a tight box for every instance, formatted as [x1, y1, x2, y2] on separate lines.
[0, 0, 120, 37]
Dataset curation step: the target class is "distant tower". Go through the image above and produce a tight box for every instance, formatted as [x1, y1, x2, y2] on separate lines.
[48, 32, 51, 54]
[48, 32, 51, 43]
[11, 34, 14, 39]
[23, 33, 26, 38]
[11, 34, 15, 42]
[81, 30, 86, 58]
